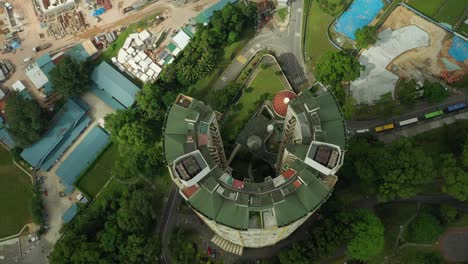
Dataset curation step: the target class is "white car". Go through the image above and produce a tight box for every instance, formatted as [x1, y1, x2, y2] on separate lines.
[4, 2, 12, 10]
[23, 57, 32, 63]
[29, 235, 39, 243]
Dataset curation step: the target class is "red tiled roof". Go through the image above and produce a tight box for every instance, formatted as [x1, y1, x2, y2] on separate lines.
[233, 179, 244, 189]
[293, 180, 302, 188]
[198, 134, 208, 146]
[182, 185, 200, 198]
[273, 90, 297, 117]
[282, 168, 296, 179]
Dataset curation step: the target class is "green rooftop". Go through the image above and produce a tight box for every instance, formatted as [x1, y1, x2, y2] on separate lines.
[163, 92, 345, 230]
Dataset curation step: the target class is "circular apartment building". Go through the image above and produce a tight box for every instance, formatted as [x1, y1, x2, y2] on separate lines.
[162, 90, 346, 255]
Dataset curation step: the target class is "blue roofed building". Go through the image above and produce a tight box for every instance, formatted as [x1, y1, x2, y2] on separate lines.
[65, 40, 98, 63]
[91, 62, 140, 110]
[20, 99, 91, 171]
[56, 126, 110, 194]
[193, 0, 238, 24]
[62, 204, 78, 223]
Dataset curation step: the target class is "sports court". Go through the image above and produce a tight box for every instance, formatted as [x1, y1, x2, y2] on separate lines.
[334, 0, 384, 40]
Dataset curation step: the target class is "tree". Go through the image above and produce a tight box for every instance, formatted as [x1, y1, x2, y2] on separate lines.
[315, 51, 362, 86]
[423, 81, 448, 103]
[346, 209, 384, 260]
[117, 190, 158, 233]
[49, 57, 90, 97]
[5, 92, 48, 147]
[342, 97, 356, 119]
[376, 139, 435, 201]
[136, 83, 165, 120]
[398, 79, 418, 106]
[440, 154, 468, 201]
[462, 137, 468, 168]
[439, 205, 459, 223]
[317, 0, 346, 16]
[375, 92, 396, 118]
[170, 229, 197, 263]
[355, 26, 378, 48]
[408, 212, 444, 243]
[208, 82, 240, 111]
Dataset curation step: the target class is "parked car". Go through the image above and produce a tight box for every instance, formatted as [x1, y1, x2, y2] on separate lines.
[29, 235, 39, 243]
[207, 246, 212, 256]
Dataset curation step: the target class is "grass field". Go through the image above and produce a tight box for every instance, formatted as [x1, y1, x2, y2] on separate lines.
[222, 64, 286, 141]
[188, 29, 255, 99]
[304, 0, 337, 68]
[0, 147, 33, 238]
[75, 144, 117, 198]
[407, 0, 467, 27]
[277, 8, 288, 22]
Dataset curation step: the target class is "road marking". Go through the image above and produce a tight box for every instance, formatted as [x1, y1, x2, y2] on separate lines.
[295, 32, 301, 37]
[236, 55, 247, 64]
[297, 8, 302, 13]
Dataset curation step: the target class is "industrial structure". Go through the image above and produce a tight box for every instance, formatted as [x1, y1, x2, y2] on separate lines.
[163, 90, 346, 254]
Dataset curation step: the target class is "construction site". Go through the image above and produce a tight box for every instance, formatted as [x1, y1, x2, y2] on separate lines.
[350, 5, 468, 105]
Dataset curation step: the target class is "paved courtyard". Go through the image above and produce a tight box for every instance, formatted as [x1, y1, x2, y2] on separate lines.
[440, 228, 468, 262]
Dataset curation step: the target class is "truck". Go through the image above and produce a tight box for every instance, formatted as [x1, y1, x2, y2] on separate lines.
[32, 43, 52, 52]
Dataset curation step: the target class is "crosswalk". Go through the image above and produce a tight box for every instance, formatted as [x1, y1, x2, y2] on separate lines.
[292, 75, 307, 84]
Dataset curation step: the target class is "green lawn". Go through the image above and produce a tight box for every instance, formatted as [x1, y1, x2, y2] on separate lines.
[304, 1, 337, 68]
[75, 144, 117, 198]
[0, 147, 33, 238]
[277, 8, 288, 22]
[407, 0, 467, 27]
[222, 64, 286, 141]
[188, 29, 255, 99]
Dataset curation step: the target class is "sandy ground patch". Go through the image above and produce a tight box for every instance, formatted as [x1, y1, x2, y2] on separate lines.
[381, 6, 467, 81]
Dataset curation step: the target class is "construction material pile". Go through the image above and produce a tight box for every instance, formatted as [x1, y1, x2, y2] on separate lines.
[46, 9, 87, 39]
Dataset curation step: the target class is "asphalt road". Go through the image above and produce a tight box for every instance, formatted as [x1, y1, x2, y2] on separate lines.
[346, 95, 468, 131]
[214, 0, 309, 91]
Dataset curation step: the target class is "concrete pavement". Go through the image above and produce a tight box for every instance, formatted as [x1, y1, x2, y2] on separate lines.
[214, 0, 309, 92]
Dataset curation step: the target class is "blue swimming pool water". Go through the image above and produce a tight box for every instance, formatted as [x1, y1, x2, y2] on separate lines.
[334, 0, 385, 40]
[448, 36, 468, 62]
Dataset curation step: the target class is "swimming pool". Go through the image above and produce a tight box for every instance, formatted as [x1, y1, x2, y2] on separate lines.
[448, 36, 468, 62]
[334, 0, 385, 40]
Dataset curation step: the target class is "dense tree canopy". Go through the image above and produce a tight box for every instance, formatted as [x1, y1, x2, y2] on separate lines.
[355, 26, 378, 49]
[440, 154, 468, 201]
[170, 229, 197, 263]
[173, 2, 257, 85]
[346, 209, 384, 260]
[398, 79, 418, 106]
[423, 81, 448, 103]
[278, 209, 355, 264]
[315, 51, 362, 86]
[463, 137, 468, 168]
[345, 137, 435, 201]
[50, 188, 161, 264]
[5, 92, 48, 147]
[207, 82, 240, 111]
[50, 57, 91, 97]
